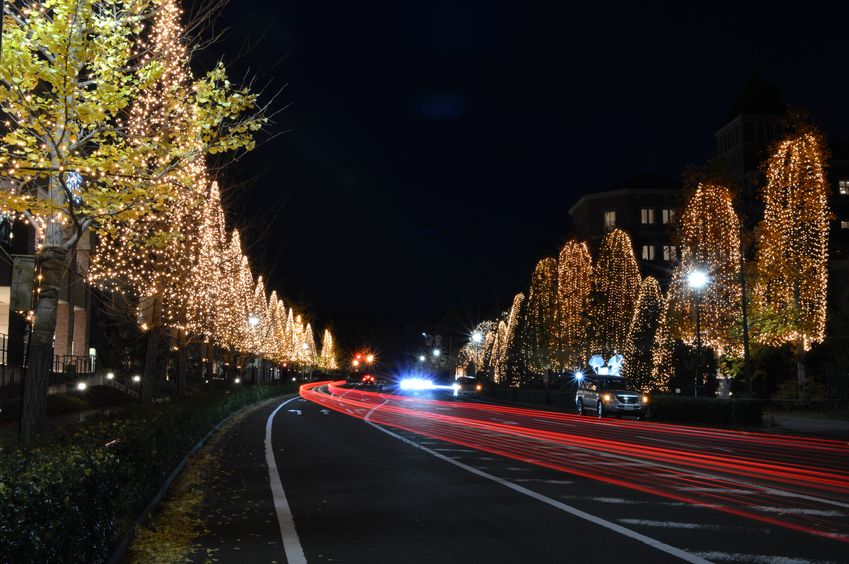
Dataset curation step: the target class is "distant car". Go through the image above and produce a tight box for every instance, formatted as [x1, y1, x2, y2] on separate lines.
[359, 374, 386, 391]
[453, 377, 482, 398]
[575, 374, 648, 418]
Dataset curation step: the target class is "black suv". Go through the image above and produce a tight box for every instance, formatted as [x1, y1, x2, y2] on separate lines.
[575, 374, 648, 418]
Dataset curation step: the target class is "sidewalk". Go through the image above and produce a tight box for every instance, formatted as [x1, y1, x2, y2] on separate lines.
[762, 414, 849, 439]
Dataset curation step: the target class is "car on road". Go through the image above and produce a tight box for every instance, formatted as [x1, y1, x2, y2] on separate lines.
[575, 374, 648, 418]
[453, 377, 482, 398]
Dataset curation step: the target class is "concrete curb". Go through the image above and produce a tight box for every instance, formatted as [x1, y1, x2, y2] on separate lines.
[108, 393, 295, 564]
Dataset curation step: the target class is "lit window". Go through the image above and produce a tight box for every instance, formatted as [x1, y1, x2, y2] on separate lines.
[662, 208, 675, 224]
[841, 221, 849, 230]
[603, 211, 616, 231]
[641, 208, 655, 224]
[641, 245, 656, 260]
[839, 179, 849, 195]
[663, 245, 677, 261]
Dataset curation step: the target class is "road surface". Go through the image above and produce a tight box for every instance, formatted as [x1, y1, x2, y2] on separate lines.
[192, 381, 849, 563]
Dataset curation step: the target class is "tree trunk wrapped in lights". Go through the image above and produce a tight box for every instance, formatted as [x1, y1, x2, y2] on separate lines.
[500, 292, 526, 386]
[651, 295, 675, 392]
[520, 258, 558, 378]
[556, 240, 593, 371]
[589, 229, 641, 358]
[667, 183, 742, 356]
[491, 320, 508, 382]
[754, 122, 830, 386]
[622, 277, 663, 391]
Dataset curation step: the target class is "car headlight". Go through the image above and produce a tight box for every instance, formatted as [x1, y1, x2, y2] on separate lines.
[641, 395, 649, 404]
[603, 393, 612, 402]
[475, 384, 482, 391]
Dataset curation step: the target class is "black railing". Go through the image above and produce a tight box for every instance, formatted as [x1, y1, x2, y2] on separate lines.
[53, 355, 94, 375]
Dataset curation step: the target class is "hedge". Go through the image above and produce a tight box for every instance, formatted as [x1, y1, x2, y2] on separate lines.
[0, 384, 294, 563]
[482, 388, 762, 426]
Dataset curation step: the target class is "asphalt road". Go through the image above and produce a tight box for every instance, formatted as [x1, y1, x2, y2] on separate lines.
[194, 384, 849, 563]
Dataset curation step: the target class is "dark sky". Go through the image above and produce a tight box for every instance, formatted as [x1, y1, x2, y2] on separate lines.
[203, 1, 849, 354]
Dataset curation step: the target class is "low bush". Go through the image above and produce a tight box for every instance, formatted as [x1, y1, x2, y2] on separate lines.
[0, 384, 294, 563]
[0, 386, 137, 424]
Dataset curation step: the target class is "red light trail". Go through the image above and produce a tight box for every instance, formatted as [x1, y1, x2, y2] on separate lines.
[300, 381, 849, 544]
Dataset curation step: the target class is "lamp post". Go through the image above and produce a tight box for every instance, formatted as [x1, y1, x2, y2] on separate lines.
[687, 270, 708, 397]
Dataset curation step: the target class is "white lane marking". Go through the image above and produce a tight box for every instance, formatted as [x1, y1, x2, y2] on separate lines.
[433, 448, 476, 453]
[619, 519, 723, 531]
[750, 506, 844, 517]
[560, 496, 687, 507]
[678, 487, 756, 494]
[320, 409, 331, 415]
[266, 398, 308, 564]
[514, 478, 574, 485]
[362, 401, 709, 564]
[694, 552, 840, 564]
[287, 409, 302, 416]
[636, 435, 733, 453]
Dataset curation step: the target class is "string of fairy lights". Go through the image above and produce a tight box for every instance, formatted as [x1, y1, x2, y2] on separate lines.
[69, 0, 336, 369]
[457, 124, 831, 392]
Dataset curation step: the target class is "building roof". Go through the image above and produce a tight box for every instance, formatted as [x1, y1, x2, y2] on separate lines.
[568, 173, 681, 216]
[726, 74, 786, 121]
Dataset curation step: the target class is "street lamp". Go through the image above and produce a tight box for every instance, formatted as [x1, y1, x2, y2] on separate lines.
[687, 269, 709, 397]
[418, 355, 426, 362]
[366, 354, 375, 364]
[433, 348, 441, 357]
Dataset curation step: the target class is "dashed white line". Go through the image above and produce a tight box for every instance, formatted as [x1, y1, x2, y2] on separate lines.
[363, 400, 710, 564]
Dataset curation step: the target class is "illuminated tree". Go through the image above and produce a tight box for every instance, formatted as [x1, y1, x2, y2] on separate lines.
[319, 329, 338, 370]
[754, 122, 830, 385]
[521, 258, 558, 377]
[500, 292, 526, 386]
[1, 0, 264, 439]
[589, 229, 641, 357]
[667, 183, 742, 355]
[555, 240, 593, 370]
[622, 277, 663, 391]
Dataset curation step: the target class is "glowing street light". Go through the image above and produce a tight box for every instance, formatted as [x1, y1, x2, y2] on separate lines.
[132, 375, 141, 383]
[366, 354, 375, 364]
[106, 372, 114, 380]
[687, 270, 708, 290]
[76, 382, 87, 391]
[418, 355, 426, 362]
[352, 359, 360, 368]
[433, 348, 441, 357]
[688, 269, 709, 397]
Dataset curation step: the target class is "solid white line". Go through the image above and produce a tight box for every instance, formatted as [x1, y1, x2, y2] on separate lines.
[266, 397, 308, 564]
[362, 401, 709, 564]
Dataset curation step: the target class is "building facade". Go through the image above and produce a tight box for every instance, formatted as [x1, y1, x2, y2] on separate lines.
[568, 173, 681, 279]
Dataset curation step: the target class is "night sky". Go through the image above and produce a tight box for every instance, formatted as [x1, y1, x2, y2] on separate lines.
[202, 1, 849, 355]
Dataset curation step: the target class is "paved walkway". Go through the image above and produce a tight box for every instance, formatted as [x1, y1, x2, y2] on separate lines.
[764, 414, 849, 438]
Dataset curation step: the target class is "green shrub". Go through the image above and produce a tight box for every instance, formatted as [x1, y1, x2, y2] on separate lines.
[0, 384, 293, 563]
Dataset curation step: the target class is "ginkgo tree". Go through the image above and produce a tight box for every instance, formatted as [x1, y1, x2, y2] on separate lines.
[0, 0, 264, 441]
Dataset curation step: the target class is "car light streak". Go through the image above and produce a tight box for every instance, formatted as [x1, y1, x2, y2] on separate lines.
[301, 382, 849, 544]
